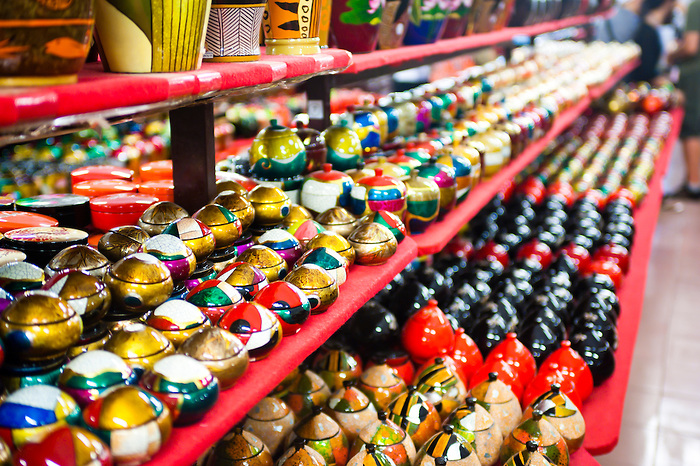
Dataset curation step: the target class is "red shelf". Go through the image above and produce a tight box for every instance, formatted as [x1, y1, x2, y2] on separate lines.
[145, 237, 418, 466]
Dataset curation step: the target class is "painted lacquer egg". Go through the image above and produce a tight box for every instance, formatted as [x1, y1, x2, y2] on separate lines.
[283, 204, 314, 228]
[356, 364, 406, 412]
[316, 207, 357, 238]
[178, 327, 249, 390]
[45, 245, 109, 279]
[193, 203, 243, 250]
[139, 234, 196, 283]
[321, 121, 363, 171]
[415, 425, 480, 466]
[163, 217, 216, 263]
[258, 229, 303, 267]
[147, 300, 210, 347]
[104, 253, 174, 315]
[499, 411, 568, 466]
[287, 219, 327, 247]
[186, 279, 244, 324]
[207, 428, 273, 466]
[413, 357, 468, 420]
[0, 261, 44, 294]
[243, 397, 296, 457]
[359, 211, 406, 243]
[417, 160, 457, 216]
[350, 169, 407, 218]
[138, 201, 189, 236]
[284, 264, 338, 314]
[217, 262, 269, 301]
[217, 302, 282, 361]
[283, 369, 332, 419]
[387, 387, 441, 448]
[347, 443, 397, 466]
[404, 170, 440, 235]
[301, 164, 354, 215]
[287, 406, 350, 466]
[522, 384, 585, 453]
[470, 373, 522, 440]
[252, 281, 311, 336]
[213, 191, 256, 232]
[347, 223, 397, 266]
[237, 245, 288, 283]
[314, 348, 363, 392]
[350, 411, 416, 466]
[248, 186, 292, 228]
[445, 397, 502, 466]
[306, 231, 355, 266]
[13, 425, 112, 466]
[278, 440, 327, 466]
[296, 247, 349, 286]
[327, 383, 378, 444]
[104, 323, 175, 373]
[42, 270, 111, 328]
[97, 226, 149, 262]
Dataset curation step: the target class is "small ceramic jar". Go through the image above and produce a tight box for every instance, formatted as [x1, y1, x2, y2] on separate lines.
[365, 158, 405, 180]
[404, 170, 440, 235]
[287, 406, 350, 466]
[186, 279, 245, 323]
[283, 369, 332, 419]
[178, 327, 249, 390]
[417, 159, 457, 216]
[350, 169, 407, 218]
[0, 385, 81, 449]
[350, 411, 417, 466]
[413, 357, 468, 420]
[104, 323, 175, 373]
[45, 245, 109, 279]
[163, 217, 216, 263]
[193, 203, 243, 250]
[296, 247, 349, 286]
[321, 121, 364, 171]
[437, 147, 473, 202]
[147, 300, 211, 347]
[248, 185, 292, 227]
[258, 229, 304, 267]
[327, 382, 378, 444]
[89, 193, 159, 232]
[42, 271, 111, 329]
[470, 373, 522, 440]
[522, 384, 585, 453]
[278, 439, 327, 466]
[348, 223, 398, 266]
[58, 350, 138, 408]
[68, 323, 111, 359]
[499, 411, 569, 466]
[288, 219, 328, 247]
[213, 191, 256, 231]
[15, 193, 91, 229]
[284, 264, 338, 314]
[359, 211, 406, 243]
[357, 364, 407, 411]
[217, 261, 269, 300]
[217, 302, 283, 361]
[387, 387, 441, 448]
[207, 428, 273, 466]
[316, 207, 358, 238]
[237, 245, 288, 282]
[250, 120, 307, 180]
[252, 281, 311, 336]
[243, 397, 297, 457]
[139, 234, 197, 283]
[301, 164, 354, 215]
[104, 253, 174, 315]
[82, 386, 172, 465]
[13, 425, 111, 466]
[445, 397, 501, 466]
[283, 204, 314, 228]
[97, 226, 150, 262]
[138, 201, 189, 236]
[415, 425, 480, 466]
[306, 231, 355, 265]
[3, 226, 89, 268]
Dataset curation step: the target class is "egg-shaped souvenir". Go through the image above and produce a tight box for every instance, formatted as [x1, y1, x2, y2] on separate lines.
[386, 387, 441, 448]
[296, 247, 349, 286]
[42, 271, 111, 329]
[45, 245, 110, 279]
[258, 229, 304, 268]
[347, 443, 397, 466]
[163, 218, 216, 263]
[471, 373, 522, 440]
[237, 245, 288, 282]
[13, 425, 112, 466]
[249, 120, 307, 180]
[139, 234, 197, 283]
[0, 261, 44, 294]
[287, 406, 350, 466]
[215, 178, 252, 196]
[193, 204, 243, 250]
[178, 327, 249, 389]
[403, 170, 440, 235]
[417, 159, 457, 216]
[185, 279, 245, 323]
[316, 207, 357, 238]
[301, 164, 354, 215]
[0, 385, 81, 449]
[213, 191, 256, 232]
[138, 201, 189, 236]
[104, 323, 175, 373]
[283, 369, 332, 419]
[321, 121, 363, 171]
[140, 354, 219, 426]
[499, 411, 568, 466]
[359, 211, 406, 243]
[252, 281, 311, 336]
[289, 220, 328, 247]
[248, 186, 292, 228]
[283, 204, 314, 228]
[57, 350, 138, 408]
[348, 224, 397, 267]
[387, 151, 422, 177]
[356, 364, 407, 412]
[415, 426, 480, 466]
[284, 264, 338, 314]
[82, 386, 172, 465]
[217, 262, 269, 301]
[243, 397, 296, 457]
[522, 384, 585, 453]
[445, 397, 501, 466]
[347, 110, 381, 155]
[104, 253, 174, 315]
[502, 440, 557, 466]
[0, 292, 82, 363]
[413, 357, 468, 420]
[401, 299, 454, 365]
[394, 99, 418, 138]
[350, 411, 416, 466]
[314, 349, 362, 392]
[306, 231, 355, 266]
[327, 382, 378, 444]
[217, 302, 282, 361]
[365, 158, 405, 180]
[147, 300, 210, 347]
[350, 170, 407, 218]
[278, 439, 328, 466]
[97, 226, 150, 262]
[208, 427, 273, 466]
[437, 147, 473, 202]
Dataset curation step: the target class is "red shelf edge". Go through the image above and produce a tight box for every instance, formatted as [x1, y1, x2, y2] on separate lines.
[581, 107, 684, 456]
[144, 237, 418, 466]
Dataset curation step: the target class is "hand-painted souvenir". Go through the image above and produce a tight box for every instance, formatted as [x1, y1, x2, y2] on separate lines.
[288, 220, 328, 247]
[522, 384, 585, 453]
[356, 364, 407, 412]
[327, 382, 378, 444]
[0, 357, 66, 393]
[57, 350, 138, 408]
[283, 369, 333, 419]
[178, 327, 249, 390]
[97, 226, 149, 263]
[348, 223, 397, 267]
[16, 193, 92, 229]
[283, 204, 314, 229]
[252, 281, 311, 336]
[140, 354, 219, 426]
[350, 411, 416, 466]
[212, 191, 256, 232]
[284, 264, 338, 314]
[0, 261, 44, 295]
[445, 398, 502, 466]
[278, 439, 328, 466]
[347, 443, 397, 466]
[217, 302, 283, 361]
[386, 151, 422, 178]
[0, 292, 82, 363]
[0, 248, 26, 267]
[301, 164, 354, 215]
[386, 386, 440, 448]
[484, 333, 537, 386]
[499, 410, 569, 466]
[502, 440, 557, 466]
[12, 425, 112, 466]
[413, 357, 467, 420]
[437, 146, 474, 202]
[365, 158, 405, 180]
[185, 279, 244, 323]
[296, 247, 349, 286]
[183, 261, 218, 292]
[147, 300, 211, 347]
[237, 245, 288, 282]
[45, 245, 109, 279]
[163, 218, 216, 263]
[346, 162, 377, 184]
[243, 397, 297, 457]
[403, 170, 440, 235]
[207, 427, 273, 466]
[104, 253, 174, 315]
[217, 262, 269, 301]
[287, 406, 350, 466]
[470, 373, 522, 440]
[364, 350, 414, 386]
[104, 323, 175, 373]
[417, 159, 457, 216]
[3, 227, 89, 268]
[316, 207, 358, 238]
[68, 323, 111, 359]
[249, 120, 307, 179]
[82, 386, 172, 465]
[258, 229, 304, 267]
[350, 170, 407, 218]
[139, 234, 197, 283]
[401, 299, 454, 365]
[193, 204, 243, 250]
[347, 109, 381, 155]
[138, 201, 189, 236]
[42, 271, 111, 328]
[247, 185, 292, 228]
[321, 121, 363, 171]
[89, 194, 159, 233]
[415, 426, 480, 466]
[314, 349, 363, 392]
[359, 211, 406, 243]
[0, 385, 81, 450]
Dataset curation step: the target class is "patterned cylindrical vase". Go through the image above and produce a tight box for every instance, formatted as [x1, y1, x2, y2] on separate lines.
[263, 0, 321, 54]
[377, 0, 410, 50]
[204, 0, 266, 61]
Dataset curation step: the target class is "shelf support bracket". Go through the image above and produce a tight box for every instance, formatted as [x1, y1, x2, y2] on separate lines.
[170, 102, 217, 214]
[305, 76, 334, 131]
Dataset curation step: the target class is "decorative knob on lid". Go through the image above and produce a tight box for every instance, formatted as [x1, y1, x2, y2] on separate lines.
[435, 357, 444, 364]
[488, 372, 498, 382]
[532, 409, 543, 421]
[435, 458, 447, 466]
[407, 385, 417, 392]
[323, 163, 332, 173]
[294, 438, 308, 449]
[442, 424, 453, 434]
[525, 440, 538, 453]
[366, 444, 377, 454]
[550, 383, 561, 394]
[465, 397, 476, 410]
[343, 379, 355, 389]
[312, 405, 323, 416]
[374, 169, 383, 177]
[377, 411, 387, 421]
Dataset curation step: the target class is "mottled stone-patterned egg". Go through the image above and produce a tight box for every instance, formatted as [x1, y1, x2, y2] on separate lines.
[243, 397, 296, 457]
[252, 281, 310, 336]
[413, 357, 468, 421]
[139, 234, 197, 283]
[217, 302, 283, 361]
[287, 406, 350, 466]
[499, 411, 568, 466]
[138, 201, 189, 236]
[522, 384, 585, 454]
[45, 245, 109, 279]
[283, 369, 332, 419]
[356, 364, 407, 412]
[207, 427, 273, 466]
[278, 440, 327, 466]
[147, 300, 211, 347]
[327, 383, 378, 444]
[258, 229, 304, 268]
[193, 203, 243, 250]
[42, 270, 111, 328]
[470, 373, 522, 440]
[415, 425, 480, 466]
[237, 245, 288, 283]
[185, 279, 244, 324]
[350, 411, 416, 466]
[314, 348, 362, 392]
[0, 261, 44, 294]
[163, 217, 216, 263]
[445, 397, 502, 466]
[104, 323, 175, 373]
[217, 261, 269, 301]
[296, 247, 349, 286]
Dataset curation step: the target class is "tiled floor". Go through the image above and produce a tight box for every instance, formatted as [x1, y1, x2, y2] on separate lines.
[597, 146, 700, 466]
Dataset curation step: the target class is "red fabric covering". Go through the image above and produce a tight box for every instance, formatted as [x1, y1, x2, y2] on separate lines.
[571, 447, 602, 466]
[145, 237, 417, 466]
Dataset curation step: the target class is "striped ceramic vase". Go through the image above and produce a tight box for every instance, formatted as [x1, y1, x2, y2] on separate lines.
[204, 0, 266, 61]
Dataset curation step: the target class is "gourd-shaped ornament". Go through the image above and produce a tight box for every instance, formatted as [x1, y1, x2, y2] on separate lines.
[250, 120, 307, 180]
[283, 369, 333, 419]
[243, 397, 296, 457]
[287, 406, 350, 466]
[445, 397, 502, 466]
[207, 427, 273, 466]
[503, 440, 557, 466]
[413, 357, 467, 420]
[356, 363, 407, 411]
[522, 384, 585, 453]
[386, 386, 441, 448]
[471, 373, 522, 440]
[350, 411, 416, 466]
[415, 425, 480, 466]
[327, 381, 379, 444]
[499, 410, 569, 466]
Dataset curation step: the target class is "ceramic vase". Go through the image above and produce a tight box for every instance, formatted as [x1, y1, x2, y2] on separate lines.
[95, 0, 212, 72]
[403, 0, 451, 45]
[204, 0, 267, 61]
[330, 0, 384, 52]
[263, 0, 321, 54]
[442, 0, 470, 38]
[0, 0, 95, 86]
[377, 0, 410, 49]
